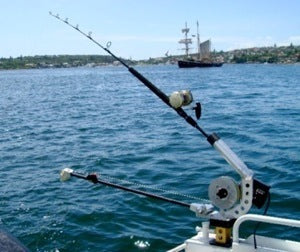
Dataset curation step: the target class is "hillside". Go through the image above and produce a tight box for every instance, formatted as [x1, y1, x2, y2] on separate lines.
[0, 55, 135, 70]
[215, 44, 300, 64]
[0, 44, 299, 70]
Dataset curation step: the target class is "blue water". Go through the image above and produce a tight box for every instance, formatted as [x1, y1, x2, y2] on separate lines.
[0, 64, 299, 251]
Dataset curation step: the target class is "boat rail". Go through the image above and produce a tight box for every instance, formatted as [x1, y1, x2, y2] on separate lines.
[233, 214, 300, 243]
[168, 214, 300, 252]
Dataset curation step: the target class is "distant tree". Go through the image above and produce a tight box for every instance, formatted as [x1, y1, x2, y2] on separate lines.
[267, 56, 278, 63]
[233, 54, 247, 63]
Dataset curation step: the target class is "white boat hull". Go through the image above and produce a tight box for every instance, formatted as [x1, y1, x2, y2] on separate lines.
[168, 214, 300, 252]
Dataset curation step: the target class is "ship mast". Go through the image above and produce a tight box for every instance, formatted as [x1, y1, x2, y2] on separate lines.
[179, 22, 192, 57]
[197, 21, 201, 60]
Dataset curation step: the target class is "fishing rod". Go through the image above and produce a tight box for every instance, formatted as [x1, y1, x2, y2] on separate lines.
[51, 12, 271, 246]
[49, 11, 208, 138]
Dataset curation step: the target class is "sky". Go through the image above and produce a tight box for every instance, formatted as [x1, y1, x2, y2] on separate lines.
[1, 0, 300, 60]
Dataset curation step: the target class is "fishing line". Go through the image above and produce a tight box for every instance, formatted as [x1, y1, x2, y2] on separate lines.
[70, 171, 191, 208]
[99, 173, 210, 203]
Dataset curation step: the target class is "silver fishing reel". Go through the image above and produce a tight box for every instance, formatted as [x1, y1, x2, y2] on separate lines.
[209, 176, 240, 210]
[169, 90, 193, 109]
[208, 175, 253, 219]
[169, 90, 202, 120]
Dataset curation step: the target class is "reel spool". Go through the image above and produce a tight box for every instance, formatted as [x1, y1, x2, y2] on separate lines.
[169, 90, 193, 108]
[208, 176, 254, 219]
[209, 176, 240, 211]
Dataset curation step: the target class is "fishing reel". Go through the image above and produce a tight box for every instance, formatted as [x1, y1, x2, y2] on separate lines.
[169, 90, 202, 120]
[208, 176, 253, 219]
[208, 175, 270, 219]
[209, 176, 242, 214]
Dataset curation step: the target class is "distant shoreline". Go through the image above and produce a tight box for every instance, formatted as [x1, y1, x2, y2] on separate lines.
[1, 62, 300, 72]
[1, 63, 300, 73]
[1, 44, 299, 70]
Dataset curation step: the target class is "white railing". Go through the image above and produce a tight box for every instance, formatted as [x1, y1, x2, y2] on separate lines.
[233, 214, 300, 243]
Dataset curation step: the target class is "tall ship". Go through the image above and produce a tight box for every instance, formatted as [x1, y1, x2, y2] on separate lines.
[178, 22, 223, 68]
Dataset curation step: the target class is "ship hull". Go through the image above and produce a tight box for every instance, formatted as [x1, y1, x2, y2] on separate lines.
[178, 60, 223, 68]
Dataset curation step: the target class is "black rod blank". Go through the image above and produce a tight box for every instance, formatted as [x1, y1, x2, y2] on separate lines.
[71, 172, 191, 208]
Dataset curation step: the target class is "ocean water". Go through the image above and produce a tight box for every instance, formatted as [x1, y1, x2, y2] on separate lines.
[0, 64, 299, 251]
